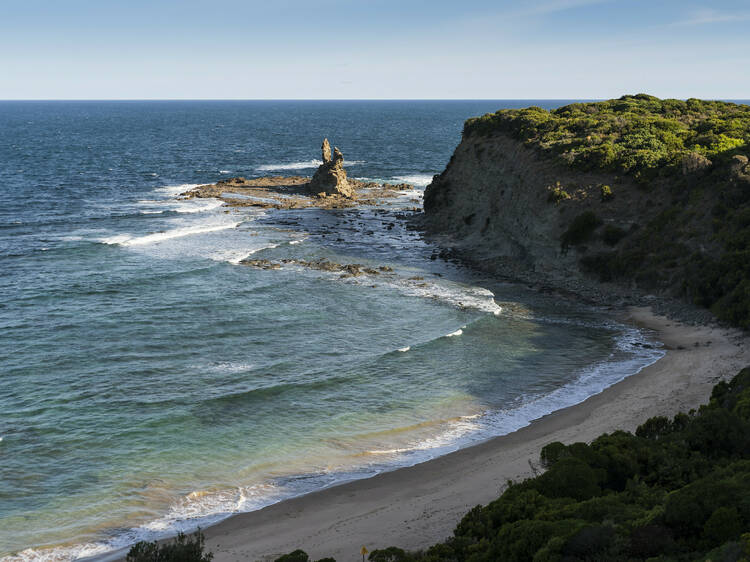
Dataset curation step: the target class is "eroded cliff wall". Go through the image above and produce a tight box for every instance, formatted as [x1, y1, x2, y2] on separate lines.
[423, 132, 662, 285]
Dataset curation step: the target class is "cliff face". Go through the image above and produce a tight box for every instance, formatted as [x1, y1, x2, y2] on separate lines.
[423, 97, 750, 329]
[424, 132, 652, 282]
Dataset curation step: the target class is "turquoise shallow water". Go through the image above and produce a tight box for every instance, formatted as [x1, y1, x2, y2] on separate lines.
[0, 101, 663, 560]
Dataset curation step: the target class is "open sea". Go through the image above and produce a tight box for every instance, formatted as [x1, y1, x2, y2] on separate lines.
[0, 100, 664, 560]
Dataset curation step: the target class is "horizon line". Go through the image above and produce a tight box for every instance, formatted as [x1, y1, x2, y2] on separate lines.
[2, 97, 749, 103]
[0, 97, 599, 102]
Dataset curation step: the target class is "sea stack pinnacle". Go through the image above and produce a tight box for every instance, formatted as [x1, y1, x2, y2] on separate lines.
[308, 138, 355, 198]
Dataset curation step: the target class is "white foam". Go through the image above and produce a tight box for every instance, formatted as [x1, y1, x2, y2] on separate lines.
[101, 222, 241, 247]
[4, 483, 283, 562]
[392, 174, 435, 188]
[446, 328, 463, 337]
[153, 183, 202, 197]
[397, 346, 410, 352]
[139, 210, 164, 215]
[4, 542, 112, 562]
[256, 160, 322, 171]
[99, 234, 132, 245]
[214, 243, 280, 265]
[141, 483, 281, 532]
[171, 199, 224, 214]
[385, 278, 503, 316]
[479, 339, 665, 440]
[366, 415, 481, 456]
[289, 239, 306, 245]
[296, 264, 502, 316]
[256, 160, 365, 172]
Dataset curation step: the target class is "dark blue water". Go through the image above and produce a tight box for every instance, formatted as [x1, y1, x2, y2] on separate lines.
[0, 101, 663, 560]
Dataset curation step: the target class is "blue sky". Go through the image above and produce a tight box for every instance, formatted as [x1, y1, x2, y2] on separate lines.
[1, 0, 749, 99]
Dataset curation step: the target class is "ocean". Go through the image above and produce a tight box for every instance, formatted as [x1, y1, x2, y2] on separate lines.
[0, 100, 663, 560]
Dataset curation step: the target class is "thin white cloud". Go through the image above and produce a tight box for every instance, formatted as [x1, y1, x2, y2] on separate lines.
[669, 8, 750, 26]
[517, 0, 612, 17]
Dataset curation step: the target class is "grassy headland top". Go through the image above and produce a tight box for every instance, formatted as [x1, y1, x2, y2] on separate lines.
[464, 94, 750, 183]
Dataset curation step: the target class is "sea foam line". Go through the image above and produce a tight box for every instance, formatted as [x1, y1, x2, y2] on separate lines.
[276, 262, 502, 316]
[215, 243, 281, 265]
[153, 183, 202, 197]
[101, 222, 242, 247]
[391, 174, 435, 188]
[256, 160, 365, 172]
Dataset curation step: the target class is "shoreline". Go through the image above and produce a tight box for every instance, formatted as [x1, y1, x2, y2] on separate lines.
[168, 306, 749, 562]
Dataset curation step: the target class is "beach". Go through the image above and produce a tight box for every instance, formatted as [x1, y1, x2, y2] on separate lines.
[198, 307, 750, 562]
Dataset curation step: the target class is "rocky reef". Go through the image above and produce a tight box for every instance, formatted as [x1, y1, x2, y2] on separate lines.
[308, 138, 355, 198]
[180, 140, 415, 210]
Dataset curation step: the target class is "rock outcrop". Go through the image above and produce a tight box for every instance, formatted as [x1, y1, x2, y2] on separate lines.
[423, 133, 635, 279]
[308, 139, 355, 198]
[422, 131, 682, 287]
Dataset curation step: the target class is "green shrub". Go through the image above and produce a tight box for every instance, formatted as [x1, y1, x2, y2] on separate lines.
[548, 184, 571, 204]
[368, 546, 413, 561]
[561, 524, 615, 558]
[274, 550, 310, 562]
[561, 211, 602, 249]
[601, 224, 627, 246]
[274, 550, 336, 562]
[704, 507, 743, 545]
[463, 95, 750, 183]
[126, 530, 213, 562]
[600, 184, 613, 201]
[531, 457, 601, 501]
[540, 441, 569, 467]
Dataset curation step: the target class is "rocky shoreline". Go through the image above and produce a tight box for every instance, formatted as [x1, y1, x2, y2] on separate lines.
[413, 224, 719, 328]
[181, 175, 416, 210]
[186, 138, 717, 328]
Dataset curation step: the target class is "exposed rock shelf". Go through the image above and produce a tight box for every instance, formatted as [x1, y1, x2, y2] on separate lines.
[181, 140, 415, 210]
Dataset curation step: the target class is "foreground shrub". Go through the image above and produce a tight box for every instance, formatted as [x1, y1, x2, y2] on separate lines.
[274, 549, 336, 562]
[561, 211, 602, 250]
[126, 529, 213, 562]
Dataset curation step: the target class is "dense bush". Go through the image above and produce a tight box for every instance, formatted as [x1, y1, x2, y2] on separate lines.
[273, 550, 336, 562]
[601, 224, 627, 246]
[126, 529, 213, 562]
[279, 367, 750, 562]
[464, 95, 749, 182]
[560, 211, 602, 250]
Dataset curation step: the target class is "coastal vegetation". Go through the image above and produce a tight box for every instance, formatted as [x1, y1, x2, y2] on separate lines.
[126, 529, 212, 562]
[463, 95, 749, 181]
[277, 366, 750, 561]
[462, 95, 750, 329]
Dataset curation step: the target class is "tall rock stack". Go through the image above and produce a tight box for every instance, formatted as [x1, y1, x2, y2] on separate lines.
[308, 138, 355, 198]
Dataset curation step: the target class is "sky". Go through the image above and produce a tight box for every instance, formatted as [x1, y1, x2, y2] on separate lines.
[1, 0, 749, 99]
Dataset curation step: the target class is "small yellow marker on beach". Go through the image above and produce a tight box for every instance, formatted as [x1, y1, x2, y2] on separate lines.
[360, 545, 369, 561]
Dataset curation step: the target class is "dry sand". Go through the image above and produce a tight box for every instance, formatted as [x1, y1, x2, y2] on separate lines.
[198, 307, 750, 562]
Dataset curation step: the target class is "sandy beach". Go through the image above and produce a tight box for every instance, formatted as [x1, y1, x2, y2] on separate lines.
[193, 307, 749, 562]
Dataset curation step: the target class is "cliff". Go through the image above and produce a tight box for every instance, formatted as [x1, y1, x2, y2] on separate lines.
[423, 95, 750, 328]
